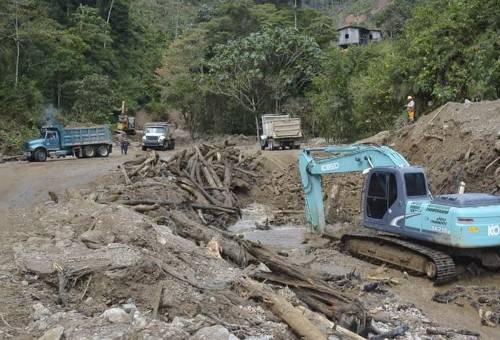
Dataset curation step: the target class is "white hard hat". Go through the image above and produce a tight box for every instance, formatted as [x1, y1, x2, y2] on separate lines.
[407, 95, 413, 100]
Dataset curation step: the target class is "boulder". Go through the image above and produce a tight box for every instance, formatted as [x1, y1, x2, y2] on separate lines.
[190, 325, 238, 340]
[38, 325, 64, 340]
[101, 308, 131, 323]
[495, 140, 500, 153]
[79, 230, 115, 249]
[32, 303, 50, 321]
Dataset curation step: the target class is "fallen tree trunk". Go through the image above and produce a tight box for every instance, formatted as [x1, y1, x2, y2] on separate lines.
[237, 277, 327, 340]
[116, 199, 176, 206]
[169, 211, 250, 266]
[191, 203, 240, 215]
[120, 166, 131, 185]
[295, 305, 366, 340]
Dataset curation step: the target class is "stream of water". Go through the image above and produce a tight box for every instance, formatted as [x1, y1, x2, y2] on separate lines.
[229, 203, 306, 249]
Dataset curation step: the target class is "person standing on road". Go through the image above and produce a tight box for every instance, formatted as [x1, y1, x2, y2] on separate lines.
[120, 135, 129, 155]
[406, 96, 416, 123]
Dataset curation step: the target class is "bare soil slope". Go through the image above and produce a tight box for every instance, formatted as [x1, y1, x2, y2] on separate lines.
[329, 100, 500, 222]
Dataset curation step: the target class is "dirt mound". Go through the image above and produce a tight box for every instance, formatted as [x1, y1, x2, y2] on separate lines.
[326, 100, 500, 224]
[11, 198, 292, 339]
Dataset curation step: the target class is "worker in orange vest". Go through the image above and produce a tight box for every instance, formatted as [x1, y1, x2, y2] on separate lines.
[407, 96, 415, 123]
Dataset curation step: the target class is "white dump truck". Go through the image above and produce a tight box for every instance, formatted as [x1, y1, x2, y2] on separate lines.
[259, 114, 302, 150]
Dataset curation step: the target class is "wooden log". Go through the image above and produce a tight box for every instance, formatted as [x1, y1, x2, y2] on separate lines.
[295, 305, 367, 340]
[202, 166, 218, 189]
[115, 199, 176, 206]
[213, 164, 260, 178]
[426, 327, 480, 337]
[237, 277, 327, 340]
[132, 204, 160, 212]
[120, 166, 131, 185]
[175, 149, 187, 171]
[177, 178, 209, 204]
[183, 171, 222, 206]
[191, 203, 240, 215]
[123, 156, 148, 167]
[169, 211, 250, 266]
[423, 133, 444, 141]
[195, 145, 224, 188]
[223, 162, 234, 207]
[152, 282, 164, 319]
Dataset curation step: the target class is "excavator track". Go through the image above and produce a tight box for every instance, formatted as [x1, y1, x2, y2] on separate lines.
[341, 234, 457, 284]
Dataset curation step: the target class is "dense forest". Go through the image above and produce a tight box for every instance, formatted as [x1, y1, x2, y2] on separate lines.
[0, 0, 499, 151]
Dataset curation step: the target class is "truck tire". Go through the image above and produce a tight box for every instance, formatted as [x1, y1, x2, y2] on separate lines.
[169, 140, 176, 150]
[34, 148, 47, 162]
[142, 146, 147, 151]
[269, 140, 274, 151]
[83, 145, 96, 158]
[96, 145, 109, 157]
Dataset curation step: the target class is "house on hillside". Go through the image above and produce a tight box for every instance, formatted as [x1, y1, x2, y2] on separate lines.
[337, 26, 382, 48]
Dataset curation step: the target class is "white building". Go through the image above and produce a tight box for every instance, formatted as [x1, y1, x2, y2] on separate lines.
[337, 26, 382, 48]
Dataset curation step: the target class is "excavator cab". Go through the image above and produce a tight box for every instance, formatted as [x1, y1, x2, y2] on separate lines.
[363, 167, 430, 232]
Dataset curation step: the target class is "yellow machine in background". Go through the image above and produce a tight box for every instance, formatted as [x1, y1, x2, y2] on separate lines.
[116, 101, 136, 135]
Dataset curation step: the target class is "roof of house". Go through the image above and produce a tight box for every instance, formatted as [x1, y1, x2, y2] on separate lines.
[337, 25, 382, 32]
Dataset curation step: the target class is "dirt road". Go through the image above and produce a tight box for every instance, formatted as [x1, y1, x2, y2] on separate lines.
[0, 153, 130, 212]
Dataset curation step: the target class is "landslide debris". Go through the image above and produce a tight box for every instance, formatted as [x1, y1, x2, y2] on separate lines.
[325, 99, 500, 224]
[7, 143, 370, 339]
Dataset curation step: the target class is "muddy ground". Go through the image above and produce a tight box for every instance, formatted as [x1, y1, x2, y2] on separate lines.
[0, 108, 499, 340]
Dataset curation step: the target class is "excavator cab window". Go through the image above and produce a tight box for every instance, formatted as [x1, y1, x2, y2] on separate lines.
[405, 173, 427, 197]
[367, 172, 397, 219]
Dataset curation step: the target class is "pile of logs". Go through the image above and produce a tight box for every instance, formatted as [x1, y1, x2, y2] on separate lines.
[169, 211, 371, 339]
[118, 144, 263, 224]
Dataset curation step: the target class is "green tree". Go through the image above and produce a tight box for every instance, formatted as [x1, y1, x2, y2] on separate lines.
[72, 74, 115, 123]
[158, 27, 208, 138]
[209, 27, 321, 128]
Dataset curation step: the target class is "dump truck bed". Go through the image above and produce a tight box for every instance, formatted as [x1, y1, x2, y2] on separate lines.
[60, 126, 112, 147]
[261, 115, 302, 139]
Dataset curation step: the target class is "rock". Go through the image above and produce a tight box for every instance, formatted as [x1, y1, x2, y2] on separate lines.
[79, 230, 115, 249]
[32, 303, 51, 321]
[190, 325, 238, 340]
[495, 140, 500, 152]
[38, 325, 64, 340]
[122, 302, 137, 313]
[54, 227, 75, 241]
[101, 308, 131, 323]
[171, 316, 194, 329]
[497, 130, 500, 139]
[132, 311, 148, 330]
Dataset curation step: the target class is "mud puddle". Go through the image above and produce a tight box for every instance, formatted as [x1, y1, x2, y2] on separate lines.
[229, 203, 306, 249]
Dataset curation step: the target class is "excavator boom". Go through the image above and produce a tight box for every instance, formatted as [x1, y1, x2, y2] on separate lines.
[299, 144, 409, 233]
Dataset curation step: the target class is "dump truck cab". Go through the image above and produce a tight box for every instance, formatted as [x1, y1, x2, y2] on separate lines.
[142, 122, 175, 151]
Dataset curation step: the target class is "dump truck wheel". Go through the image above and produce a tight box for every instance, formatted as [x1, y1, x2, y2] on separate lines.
[34, 148, 47, 162]
[169, 140, 176, 150]
[83, 145, 95, 158]
[96, 145, 109, 157]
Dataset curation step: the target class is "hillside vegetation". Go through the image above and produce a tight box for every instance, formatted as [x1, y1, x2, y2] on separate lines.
[0, 0, 499, 151]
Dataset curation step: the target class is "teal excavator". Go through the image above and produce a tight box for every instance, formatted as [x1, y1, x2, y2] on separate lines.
[299, 144, 500, 283]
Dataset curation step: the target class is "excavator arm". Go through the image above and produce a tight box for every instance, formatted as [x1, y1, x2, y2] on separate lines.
[298, 144, 410, 233]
